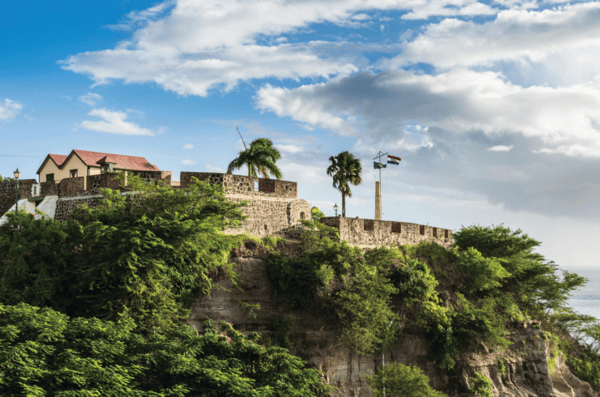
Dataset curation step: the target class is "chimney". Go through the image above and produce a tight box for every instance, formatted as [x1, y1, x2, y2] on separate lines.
[375, 181, 382, 220]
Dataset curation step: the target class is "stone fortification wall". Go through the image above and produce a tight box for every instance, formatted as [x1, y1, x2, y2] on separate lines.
[320, 217, 452, 248]
[54, 195, 103, 222]
[0, 179, 37, 217]
[58, 177, 85, 197]
[180, 172, 297, 199]
[226, 197, 311, 238]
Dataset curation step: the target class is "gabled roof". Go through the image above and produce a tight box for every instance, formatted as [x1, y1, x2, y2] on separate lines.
[37, 150, 160, 174]
[49, 154, 67, 167]
[72, 150, 159, 172]
[36, 154, 68, 175]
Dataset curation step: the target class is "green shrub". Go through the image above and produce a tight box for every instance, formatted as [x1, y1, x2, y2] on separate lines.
[0, 174, 248, 333]
[0, 303, 334, 396]
[468, 372, 493, 397]
[365, 362, 447, 397]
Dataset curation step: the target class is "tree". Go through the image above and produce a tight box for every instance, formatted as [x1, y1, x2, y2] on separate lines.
[365, 362, 448, 397]
[0, 303, 335, 396]
[311, 206, 325, 220]
[326, 151, 362, 217]
[227, 137, 283, 180]
[0, 173, 249, 333]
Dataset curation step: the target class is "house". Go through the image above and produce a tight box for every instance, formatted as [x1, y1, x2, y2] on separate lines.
[36, 149, 161, 189]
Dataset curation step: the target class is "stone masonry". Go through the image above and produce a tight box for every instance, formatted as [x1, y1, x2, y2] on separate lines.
[320, 216, 452, 249]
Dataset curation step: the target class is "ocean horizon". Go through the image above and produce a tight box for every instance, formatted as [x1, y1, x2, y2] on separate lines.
[560, 266, 600, 321]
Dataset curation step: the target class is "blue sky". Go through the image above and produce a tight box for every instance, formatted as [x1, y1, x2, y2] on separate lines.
[3, 0, 600, 267]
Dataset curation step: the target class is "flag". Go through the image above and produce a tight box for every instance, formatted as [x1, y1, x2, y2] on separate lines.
[373, 162, 387, 169]
[387, 155, 401, 165]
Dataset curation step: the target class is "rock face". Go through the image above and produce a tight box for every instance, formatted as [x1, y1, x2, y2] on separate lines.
[187, 242, 597, 397]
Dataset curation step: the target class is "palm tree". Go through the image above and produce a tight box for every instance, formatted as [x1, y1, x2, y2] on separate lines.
[326, 151, 362, 217]
[227, 138, 283, 180]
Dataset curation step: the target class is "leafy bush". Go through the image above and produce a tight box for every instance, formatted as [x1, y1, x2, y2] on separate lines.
[0, 174, 248, 333]
[311, 206, 325, 220]
[267, 221, 398, 354]
[467, 372, 493, 397]
[365, 362, 447, 397]
[0, 303, 334, 397]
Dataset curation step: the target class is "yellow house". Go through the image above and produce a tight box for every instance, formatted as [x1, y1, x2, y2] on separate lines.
[36, 149, 160, 189]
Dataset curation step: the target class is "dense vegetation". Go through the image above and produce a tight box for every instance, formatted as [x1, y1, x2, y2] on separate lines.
[0, 174, 333, 396]
[266, 220, 600, 392]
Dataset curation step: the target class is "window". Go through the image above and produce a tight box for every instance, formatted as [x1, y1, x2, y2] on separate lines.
[433, 227, 437, 237]
[445, 230, 449, 239]
[420, 225, 425, 235]
[70, 169, 78, 178]
[46, 174, 54, 182]
[364, 219, 374, 231]
[300, 212, 305, 220]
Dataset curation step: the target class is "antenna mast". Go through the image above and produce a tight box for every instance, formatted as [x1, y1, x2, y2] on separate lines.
[236, 126, 248, 150]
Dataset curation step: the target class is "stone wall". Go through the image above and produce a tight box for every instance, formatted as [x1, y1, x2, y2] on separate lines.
[180, 172, 297, 199]
[58, 177, 85, 197]
[0, 179, 37, 218]
[320, 217, 452, 248]
[54, 196, 103, 222]
[41, 181, 58, 196]
[87, 173, 122, 193]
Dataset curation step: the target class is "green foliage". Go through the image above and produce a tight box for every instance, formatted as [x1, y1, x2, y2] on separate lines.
[326, 151, 362, 217]
[467, 372, 493, 397]
[311, 206, 325, 220]
[0, 175, 16, 182]
[497, 358, 508, 378]
[0, 303, 334, 397]
[261, 235, 286, 251]
[267, 228, 398, 354]
[570, 355, 600, 392]
[453, 224, 587, 317]
[227, 137, 283, 180]
[266, 315, 294, 348]
[0, 174, 248, 333]
[364, 362, 448, 397]
[456, 247, 511, 294]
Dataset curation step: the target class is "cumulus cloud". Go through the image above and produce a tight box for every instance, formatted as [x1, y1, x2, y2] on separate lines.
[391, 2, 600, 84]
[183, 144, 194, 149]
[256, 69, 600, 155]
[276, 144, 304, 153]
[78, 108, 160, 136]
[61, 0, 499, 96]
[180, 158, 196, 165]
[78, 92, 103, 106]
[488, 145, 513, 152]
[0, 98, 23, 121]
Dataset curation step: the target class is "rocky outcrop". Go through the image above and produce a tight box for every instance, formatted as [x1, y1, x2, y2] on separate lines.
[187, 242, 597, 397]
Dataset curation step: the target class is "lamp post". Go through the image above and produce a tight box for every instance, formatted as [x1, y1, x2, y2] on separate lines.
[334, 203, 338, 217]
[13, 168, 21, 214]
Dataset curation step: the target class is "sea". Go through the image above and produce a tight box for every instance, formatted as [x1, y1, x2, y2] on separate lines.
[561, 266, 600, 321]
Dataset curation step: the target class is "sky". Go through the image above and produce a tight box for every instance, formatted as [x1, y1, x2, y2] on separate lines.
[2, 0, 600, 268]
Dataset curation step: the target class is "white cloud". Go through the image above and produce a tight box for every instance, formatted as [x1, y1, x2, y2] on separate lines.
[0, 98, 23, 121]
[256, 69, 600, 157]
[183, 143, 194, 149]
[206, 163, 225, 172]
[393, 2, 600, 72]
[488, 144, 514, 152]
[276, 144, 304, 153]
[78, 92, 103, 106]
[180, 158, 196, 165]
[61, 0, 499, 96]
[79, 108, 159, 136]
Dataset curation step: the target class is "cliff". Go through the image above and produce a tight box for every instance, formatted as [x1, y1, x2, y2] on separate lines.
[187, 240, 597, 397]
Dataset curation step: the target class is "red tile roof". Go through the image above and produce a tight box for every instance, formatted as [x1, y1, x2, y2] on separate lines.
[48, 154, 67, 167]
[73, 150, 160, 172]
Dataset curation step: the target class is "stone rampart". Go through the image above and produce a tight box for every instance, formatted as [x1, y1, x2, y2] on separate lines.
[0, 179, 37, 218]
[54, 195, 103, 222]
[180, 172, 297, 199]
[58, 177, 85, 197]
[320, 217, 452, 248]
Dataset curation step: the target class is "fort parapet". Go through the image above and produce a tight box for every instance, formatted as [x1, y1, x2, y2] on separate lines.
[319, 216, 452, 249]
[0, 171, 452, 248]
